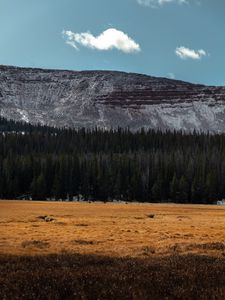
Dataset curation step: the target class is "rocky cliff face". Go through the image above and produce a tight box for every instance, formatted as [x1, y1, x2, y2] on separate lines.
[1, 65, 225, 132]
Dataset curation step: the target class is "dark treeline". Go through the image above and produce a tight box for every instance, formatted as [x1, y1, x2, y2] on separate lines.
[0, 117, 225, 203]
[0, 117, 60, 133]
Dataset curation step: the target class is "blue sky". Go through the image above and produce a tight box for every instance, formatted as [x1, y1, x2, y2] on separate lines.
[0, 0, 224, 85]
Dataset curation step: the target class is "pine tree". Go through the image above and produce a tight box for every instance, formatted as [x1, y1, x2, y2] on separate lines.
[30, 173, 47, 200]
[170, 174, 179, 201]
[178, 176, 189, 202]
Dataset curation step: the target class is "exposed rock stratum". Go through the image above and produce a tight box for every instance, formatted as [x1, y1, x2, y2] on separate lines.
[1, 65, 225, 132]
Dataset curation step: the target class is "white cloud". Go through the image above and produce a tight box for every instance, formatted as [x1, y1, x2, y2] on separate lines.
[175, 46, 207, 60]
[62, 28, 141, 54]
[137, 0, 187, 8]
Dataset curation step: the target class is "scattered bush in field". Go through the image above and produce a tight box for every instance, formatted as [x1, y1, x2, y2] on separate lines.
[187, 242, 225, 251]
[71, 240, 95, 245]
[75, 224, 89, 227]
[37, 215, 55, 222]
[21, 240, 49, 249]
[147, 214, 155, 219]
[167, 242, 225, 254]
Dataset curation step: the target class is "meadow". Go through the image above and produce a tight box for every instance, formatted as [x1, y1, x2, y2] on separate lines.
[1, 200, 225, 257]
[1, 200, 225, 299]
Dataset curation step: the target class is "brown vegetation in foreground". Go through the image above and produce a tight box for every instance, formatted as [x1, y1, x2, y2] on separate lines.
[1, 254, 225, 300]
[1, 201, 225, 299]
[1, 201, 225, 257]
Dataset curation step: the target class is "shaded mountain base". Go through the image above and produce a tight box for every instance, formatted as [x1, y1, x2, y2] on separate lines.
[1, 253, 225, 299]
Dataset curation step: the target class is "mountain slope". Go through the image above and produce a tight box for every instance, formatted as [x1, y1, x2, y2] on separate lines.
[0, 65, 225, 132]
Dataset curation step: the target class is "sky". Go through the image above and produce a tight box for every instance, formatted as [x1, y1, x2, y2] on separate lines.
[0, 0, 224, 85]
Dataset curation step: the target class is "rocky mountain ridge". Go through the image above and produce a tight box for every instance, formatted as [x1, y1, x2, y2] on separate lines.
[1, 65, 225, 132]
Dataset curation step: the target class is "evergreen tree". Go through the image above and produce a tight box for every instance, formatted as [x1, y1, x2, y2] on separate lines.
[0, 116, 225, 204]
[31, 173, 47, 200]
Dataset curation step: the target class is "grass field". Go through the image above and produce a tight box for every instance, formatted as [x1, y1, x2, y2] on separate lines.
[1, 200, 225, 257]
[1, 200, 225, 299]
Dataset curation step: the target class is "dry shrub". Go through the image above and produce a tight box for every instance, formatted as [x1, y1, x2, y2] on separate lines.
[147, 214, 155, 219]
[187, 242, 225, 251]
[1, 254, 225, 299]
[37, 215, 55, 222]
[71, 240, 95, 245]
[21, 240, 49, 249]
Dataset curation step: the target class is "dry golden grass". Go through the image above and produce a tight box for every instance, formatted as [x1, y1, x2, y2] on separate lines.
[1, 200, 225, 257]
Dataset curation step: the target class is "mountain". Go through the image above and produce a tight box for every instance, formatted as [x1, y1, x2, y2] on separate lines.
[0, 65, 225, 132]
